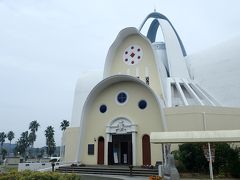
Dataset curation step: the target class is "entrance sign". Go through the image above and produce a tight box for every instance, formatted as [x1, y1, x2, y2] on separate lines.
[123, 154, 127, 164]
[106, 118, 137, 134]
[113, 152, 118, 164]
[203, 144, 215, 162]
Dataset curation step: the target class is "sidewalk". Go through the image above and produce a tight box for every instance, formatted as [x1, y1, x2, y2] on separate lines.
[80, 174, 239, 180]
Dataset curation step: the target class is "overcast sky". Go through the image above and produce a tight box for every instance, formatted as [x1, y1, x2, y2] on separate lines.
[1, 0, 240, 148]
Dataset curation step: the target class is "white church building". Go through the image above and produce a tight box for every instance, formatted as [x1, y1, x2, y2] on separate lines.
[61, 12, 240, 166]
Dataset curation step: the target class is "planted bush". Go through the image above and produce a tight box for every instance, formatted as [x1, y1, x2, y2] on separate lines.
[173, 143, 240, 178]
[0, 170, 81, 180]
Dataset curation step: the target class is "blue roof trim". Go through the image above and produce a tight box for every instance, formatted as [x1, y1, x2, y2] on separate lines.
[140, 12, 187, 56]
[147, 19, 160, 43]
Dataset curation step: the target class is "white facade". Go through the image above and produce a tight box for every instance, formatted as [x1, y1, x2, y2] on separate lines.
[189, 36, 240, 107]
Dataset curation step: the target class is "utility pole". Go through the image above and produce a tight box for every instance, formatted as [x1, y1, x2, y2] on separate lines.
[203, 112, 214, 180]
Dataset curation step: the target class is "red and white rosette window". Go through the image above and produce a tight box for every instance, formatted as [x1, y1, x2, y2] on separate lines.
[123, 45, 143, 65]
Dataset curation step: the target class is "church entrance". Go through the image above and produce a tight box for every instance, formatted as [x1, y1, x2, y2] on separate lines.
[108, 134, 132, 165]
[106, 118, 137, 165]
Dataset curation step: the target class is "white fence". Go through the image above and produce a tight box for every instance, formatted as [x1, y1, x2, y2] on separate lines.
[18, 162, 62, 172]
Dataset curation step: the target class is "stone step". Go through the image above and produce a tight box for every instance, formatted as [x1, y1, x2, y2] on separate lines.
[56, 165, 158, 177]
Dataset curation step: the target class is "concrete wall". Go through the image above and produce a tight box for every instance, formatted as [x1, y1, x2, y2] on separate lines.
[165, 106, 240, 131]
[18, 162, 51, 171]
[62, 127, 80, 162]
[5, 157, 20, 165]
[18, 162, 63, 172]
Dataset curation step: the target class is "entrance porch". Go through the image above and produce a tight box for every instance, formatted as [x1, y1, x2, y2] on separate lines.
[104, 118, 137, 165]
[108, 134, 132, 165]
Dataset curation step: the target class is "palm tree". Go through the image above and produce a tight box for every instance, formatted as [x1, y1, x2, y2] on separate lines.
[60, 120, 69, 158]
[28, 131, 36, 148]
[0, 132, 6, 153]
[29, 120, 40, 133]
[7, 131, 15, 155]
[45, 126, 56, 157]
[60, 120, 70, 131]
[1, 148, 7, 159]
[15, 131, 29, 158]
[28, 120, 40, 148]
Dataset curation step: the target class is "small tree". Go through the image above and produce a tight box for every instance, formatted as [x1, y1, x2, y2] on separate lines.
[40, 148, 45, 158]
[60, 120, 70, 131]
[177, 143, 208, 173]
[214, 143, 240, 177]
[173, 143, 240, 178]
[0, 132, 6, 153]
[15, 131, 29, 158]
[1, 148, 7, 159]
[45, 126, 56, 157]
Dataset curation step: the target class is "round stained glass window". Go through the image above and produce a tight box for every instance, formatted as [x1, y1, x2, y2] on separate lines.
[117, 92, 127, 104]
[99, 104, 107, 113]
[138, 100, 147, 109]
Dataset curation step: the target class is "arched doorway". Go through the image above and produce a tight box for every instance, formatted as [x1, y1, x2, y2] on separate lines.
[106, 118, 137, 165]
[97, 136, 104, 164]
[142, 134, 151, 165]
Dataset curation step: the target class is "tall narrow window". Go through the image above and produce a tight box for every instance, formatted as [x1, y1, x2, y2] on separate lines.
[97, 137, 104, 164]
[142, 134, 151, 165]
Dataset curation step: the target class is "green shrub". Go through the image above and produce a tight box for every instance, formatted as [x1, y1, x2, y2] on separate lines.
[173, 143, 240, 178]
[0, 170, 81, 180]
[177, 143, 208, 173]
[214, 143, 240, 178]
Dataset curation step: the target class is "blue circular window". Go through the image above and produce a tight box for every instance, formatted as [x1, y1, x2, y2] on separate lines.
[117, 92, 127, 104]
[138, 100, 147, 109]
[99, 104, 107, 113]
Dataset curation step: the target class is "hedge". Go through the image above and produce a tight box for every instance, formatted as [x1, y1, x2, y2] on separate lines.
[0, 170, 81, 180]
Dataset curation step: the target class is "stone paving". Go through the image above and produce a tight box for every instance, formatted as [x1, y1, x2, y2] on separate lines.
[80, 174, 239, 180]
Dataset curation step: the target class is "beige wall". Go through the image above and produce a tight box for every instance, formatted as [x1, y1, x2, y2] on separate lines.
[6, 157, 20, 165]
[63, 97, 240, 165]
[109, 34, 164, 98]
[82, 81, 164, 165]
[62, 127, 80, 162]
[63, 104, 240, 164]
[165, 106, 240, 131]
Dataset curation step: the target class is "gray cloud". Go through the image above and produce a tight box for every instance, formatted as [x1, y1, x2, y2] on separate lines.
[0, 0, 240, 147]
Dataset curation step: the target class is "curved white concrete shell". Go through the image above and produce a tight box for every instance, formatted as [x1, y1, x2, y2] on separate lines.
[76, 75, 166, 165]
[71, 71, 102, 127]
[189, 36, 240, 107]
